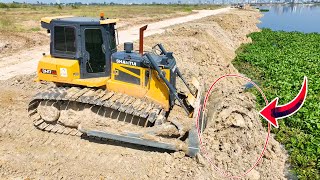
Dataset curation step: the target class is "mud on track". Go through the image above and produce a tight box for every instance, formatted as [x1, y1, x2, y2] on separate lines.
[0, 9, 287, 179]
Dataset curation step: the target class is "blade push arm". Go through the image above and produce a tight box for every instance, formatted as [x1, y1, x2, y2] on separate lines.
[145, 53, 191, 116]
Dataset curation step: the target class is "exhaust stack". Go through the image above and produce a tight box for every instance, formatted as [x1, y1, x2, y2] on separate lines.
[139, 25, 148, 55]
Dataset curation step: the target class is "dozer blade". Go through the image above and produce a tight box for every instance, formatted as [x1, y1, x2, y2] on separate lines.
[78, 121, 202, 156]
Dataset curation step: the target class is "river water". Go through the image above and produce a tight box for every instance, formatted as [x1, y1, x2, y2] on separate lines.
[256, 4, 320, 33]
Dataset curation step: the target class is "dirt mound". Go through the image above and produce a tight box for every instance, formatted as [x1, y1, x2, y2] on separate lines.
[204, 86, 286, 179]
[0, 9, 287, 179]
[143, 9, 287, 179]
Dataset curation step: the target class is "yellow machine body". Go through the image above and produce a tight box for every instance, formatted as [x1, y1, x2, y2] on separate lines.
[37, 56, 170, 110]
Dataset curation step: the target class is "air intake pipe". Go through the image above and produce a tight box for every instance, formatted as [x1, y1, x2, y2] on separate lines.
[139, 25, 148, 55]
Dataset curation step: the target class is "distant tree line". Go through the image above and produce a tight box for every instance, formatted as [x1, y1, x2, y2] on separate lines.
[0, 1, 219, 8]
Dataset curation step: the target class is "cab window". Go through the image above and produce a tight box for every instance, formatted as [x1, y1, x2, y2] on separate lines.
[84, 28, 105, 73]
[54, 26, 76, 54]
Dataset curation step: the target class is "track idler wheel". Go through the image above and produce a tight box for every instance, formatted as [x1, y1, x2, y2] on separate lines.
[37, 100, 60, 122]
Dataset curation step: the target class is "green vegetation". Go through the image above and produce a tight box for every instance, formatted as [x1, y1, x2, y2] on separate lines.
[71, 4, 79, 9]
[30, 27, 40, 31]
[0, 2, 32, 8]
[234, 29, 320, 179]
[259, 9, 269, 12]
[57, 4, 63, 10]
[255, 7, 269, 12]
[0, 3, 221, 32]
[0, 18, 15, 31]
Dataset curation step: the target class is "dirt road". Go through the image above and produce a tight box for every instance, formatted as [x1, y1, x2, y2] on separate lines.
[0, 8, 230, 81]
[0, 9, 288, 180]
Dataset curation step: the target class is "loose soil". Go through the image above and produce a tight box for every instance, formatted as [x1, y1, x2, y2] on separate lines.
[0, 31, 48, 60]
[0, 9, 287, 179]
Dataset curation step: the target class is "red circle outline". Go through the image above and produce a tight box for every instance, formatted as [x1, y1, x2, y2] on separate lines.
[195, 74, 271, 179]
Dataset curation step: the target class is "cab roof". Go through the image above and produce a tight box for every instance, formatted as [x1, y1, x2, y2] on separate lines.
[41, 16, 119, 25]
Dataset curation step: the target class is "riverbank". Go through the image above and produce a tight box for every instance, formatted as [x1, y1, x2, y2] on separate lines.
[234, 29, 320, 179]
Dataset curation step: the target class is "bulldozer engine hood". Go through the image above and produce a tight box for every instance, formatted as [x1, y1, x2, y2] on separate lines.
[111, 51, 177, 70]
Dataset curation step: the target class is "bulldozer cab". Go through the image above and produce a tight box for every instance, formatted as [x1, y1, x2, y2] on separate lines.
[41, 16, 119, 78]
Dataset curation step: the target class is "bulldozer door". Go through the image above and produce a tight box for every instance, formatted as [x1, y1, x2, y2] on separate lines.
[80, 26, 110, 78]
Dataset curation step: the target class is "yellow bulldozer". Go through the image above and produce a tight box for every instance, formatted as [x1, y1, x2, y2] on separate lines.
[28, 13, 206, 156]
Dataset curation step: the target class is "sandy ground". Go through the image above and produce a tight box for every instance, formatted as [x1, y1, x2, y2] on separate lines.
[0, 9, 288, 179]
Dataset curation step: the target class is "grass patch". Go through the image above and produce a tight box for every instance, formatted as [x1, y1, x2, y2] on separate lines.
[0, 4, 221, 32]
[259, 9, 269, 12]
[0, 2, 31, 8]
[29, 27, 40, 31]
[0, 17, 14, 30]
[234, 29, 320, 180]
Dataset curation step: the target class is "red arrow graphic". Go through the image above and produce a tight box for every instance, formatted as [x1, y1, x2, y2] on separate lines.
[259, 76, 308, 128]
